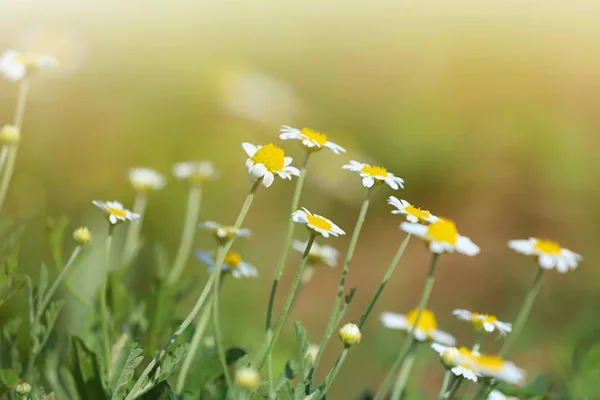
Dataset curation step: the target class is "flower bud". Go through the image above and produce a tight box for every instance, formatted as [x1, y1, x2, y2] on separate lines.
[235, 367, 260, 390]
[441, 347, 461, 367]
[73, 226, 91, 245]
[339, 323, 361, 347]
[0, 125, 20, 145]
[15, 382, 31, 395]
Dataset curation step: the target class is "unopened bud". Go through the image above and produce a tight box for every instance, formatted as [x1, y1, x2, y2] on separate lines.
[73, 226, 91, 245]
[15, 382, 31, 395]
[235, 367, 260, 390]
[0, 125, 20, 145]
[339, 323, 361, 347]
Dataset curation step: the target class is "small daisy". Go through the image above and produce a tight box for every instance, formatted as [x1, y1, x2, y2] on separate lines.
[453, 309, 512, 336]
[474, 354, 526, 386]
[431, 343, 479, 382]
[381, 308, 456, 346]
[488, 390, 519, 400]
[195, 250, 257, 278]
[129, 167, 166, 191]
[388, 197, 438, 224]
[508, 238, 582, 273]
[200, 221, 251, 244]
[242, 142, 300, 187]
[279, 125, 346, 154]
[291, 208, 345, 238]
[342, 160, 404, 190]
[401, 218, 480, 256]
[173, 161, 218, 182]
[0, 49, 58, 81]
[92, 200, 140, 225]
[292, 240, 338, 267]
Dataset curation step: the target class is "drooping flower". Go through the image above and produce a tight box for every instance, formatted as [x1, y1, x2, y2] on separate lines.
[342, 160, 404, 190]
[92, 200, 140, 225]
[431, 343, 479, 382]
[195, 250, 257, 278]
[291, 208, 345, 238]
[401, 218, 480, 256]
[388, 196, 438, 224]
[380, 308, 456, 346]
[453, 309, 512, 336]
[488, 390, 519, 400]
[129, 167, 166, 191]
[173, 161, 218, 182]
[279, 125, 346, 154]
[0, 49, 58, 81]
[508, 238, 582, 273]
[242, 142, 300, 187]
[200, 221, 251, 244]
[292, 240, 338, 267]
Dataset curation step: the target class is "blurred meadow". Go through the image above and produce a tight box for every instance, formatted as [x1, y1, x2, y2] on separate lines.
[1, 1, 600, 398]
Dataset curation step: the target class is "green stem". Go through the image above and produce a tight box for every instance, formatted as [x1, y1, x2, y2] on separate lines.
[0, 147, 8, 176]
[258, 234, 316, 370]
[358, 233, 411, 328]
[38, 246, 82, 316]
[472, 331, 484, 353]
[499, 268, 544, 357]
[125, 181, 258, 400]
[436, 372, 453, 400]
[167, 183, 203, 285]
[213, 250, 233, 391]
[101, 227, 114, 376]
[122, 191, 148, 267]
[447, 377, 463, 400]
[390, 343, 417, 400]
[318, 347, 349, 397]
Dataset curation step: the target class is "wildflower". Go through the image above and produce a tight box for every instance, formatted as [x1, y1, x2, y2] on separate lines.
[73, 226, 91, 245]
[14, 382, 32, 395]
[381, 308, 456, 346]
[453, 309, 512, 335]
[292, 239, 338, 267]
[508, 238, 582, 272]
[200, 221, 251, 244]
[401, 218, 480, 256]
[388, 196, 438, 224]
[339, 323, 361, 347]
[242, 142, 300, 187]
[195, 250, 258, 278]
[173, 161, 218, 182]
[342, 160, 404, 189]
[291, 208, 345, 238]
[488, 390, 519, 400]
[235, 367, 260, 390]
[431, 343, 479, 382]
[92, 200, 140, 225]
[0, 49, 58, 81]
[279, 125, 346, 154]
[0, 125, 20, 145]
[129, 167, 166, 191]
[306, 344, 320, 363]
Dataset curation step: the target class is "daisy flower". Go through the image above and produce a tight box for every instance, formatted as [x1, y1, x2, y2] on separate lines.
[242, 142, 299, 187]
[129, 167, 166, 191]
[291, 208, 345, 238]
[0, 49, 58, 81]
[173, 161, 218, 182]
[508, 238, 582, 273]
[431, 343, 479, 382]
[401, 218, 480, 256]
[279, 125, 346, 154]
[474, 353, 526, 386]
[388, 196, 438, 224]
[342, 160, 404, 190]
[380, 308, 456, 346]
[292, 240, 338, 267]
[200, 221, 251, 244]
[453, 309, 512, 336]
[488, 390, 519, 400]
[92, 200, 140, 225]
[195, 250, 257, 278]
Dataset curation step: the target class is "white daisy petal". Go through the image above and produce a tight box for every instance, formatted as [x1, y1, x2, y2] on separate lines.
[262, 171, 275, 187]
[431, 330, 456, 346]
[400, 222, 428, 238]
[242, 142, 258, 157]
[380, 312, 408, 330]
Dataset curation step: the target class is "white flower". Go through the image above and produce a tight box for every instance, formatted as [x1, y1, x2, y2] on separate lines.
[453, 309, 512, 336]
[173, 161, 218, 182]
[292, 240, 338, 267]
[291, 208, 345, 238]
[431, 343, 479, 382]
[508, 238, 582, 273]
[279, 125, 346, 154]
[0, 49, 58, 81]
[200, 221, 251, 244]
[488, 390, 519, 400]
[342, 160, 404, 190]
[92, 200, 140, 225]
[242, 142, 299, 187]
[388, 196, 438, 223]
[381, 308, 456, 346]
[401, 218, 480, 256]
[339, 323, 361, 347]
[129, 167, 166, 191]
[195, 250, 257, 278]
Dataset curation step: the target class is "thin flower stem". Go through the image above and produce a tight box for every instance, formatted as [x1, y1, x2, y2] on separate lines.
[101, 227, 115, 376]
[38, 246, 82, 316]
[258, 234, 316, 370]
[213, 250, 233, 391]
[390, 343, 417, 400]
[122, 191, 148, 267]
[0, 147, 8, 175]
[358, 233, 411, 328]
[318, 347, 349, 397]
[446, 377, 464, 400]
[436, 372, 453, 400]
[374, 253, 441, 400]
[125, 181, 259, 400]
[472, 331, 484, 353]
[167, 182, 203, 285]
[499, 268, 544, 357]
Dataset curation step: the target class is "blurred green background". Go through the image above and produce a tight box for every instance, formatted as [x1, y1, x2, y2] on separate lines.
[1, 1, 599, 398]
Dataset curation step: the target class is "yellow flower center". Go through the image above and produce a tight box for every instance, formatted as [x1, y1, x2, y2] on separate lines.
[406, 308, 438, 333]
[405, 205, 431, 221]
[361, 164, 387, 177]
[477, 354, 505, 371]
[306, 214, 333, 232]
[251, 143, 285, 172]
[534, 239, 561, 255]
[427, 219, 459, 245]
[301, 128, 328, 146]
[218, 251, 242, 268]
[458, 347, 479, 362]
[106, 205, 127, 218]
[472, 313, 497, 328]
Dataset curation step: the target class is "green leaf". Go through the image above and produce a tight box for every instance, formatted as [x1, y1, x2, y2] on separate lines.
[36, 263, 50, 313]
[155, 343, 189, 383]
[108, 269, 134, 330]
[141, 381, 177, 400]
[0, 276, 24, 309]
[33, 300, 65, 357]
[0, 223, 24, 275]
[284, 360, 298, 380]
[59, 367, 82, 400]
[3, 241, 20, 279]
[71, 336, 105, 400]
[0, 369, 20, 396]
[295, 321, 308, 375]
[111, 342, 144, 400]
[46, 215, 69, 271]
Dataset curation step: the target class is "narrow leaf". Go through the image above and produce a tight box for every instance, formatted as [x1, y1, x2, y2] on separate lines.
[111, 342, 144, 400]
[71, 336, 105, 400]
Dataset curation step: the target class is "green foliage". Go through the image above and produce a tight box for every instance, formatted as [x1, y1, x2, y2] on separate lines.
[71, 336, 105, 400]
[45, 216, 69, 272]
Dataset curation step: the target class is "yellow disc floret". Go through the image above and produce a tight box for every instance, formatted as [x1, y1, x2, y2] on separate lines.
[405, 205, 431, 221]
[406, 308, 438, 332]
[427, 219, 459, 245]
[223, 251, 242, 268]
[251, 143, 285, 172]
[534, 239, 561, 255]
[361, 164, 387, 177]
[301, 128, 328, 146]
[472, 313, 497, 329]
[105, 205, 128, 219]
[477, 354, 505, 371]
[306, 214, 333, 232]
